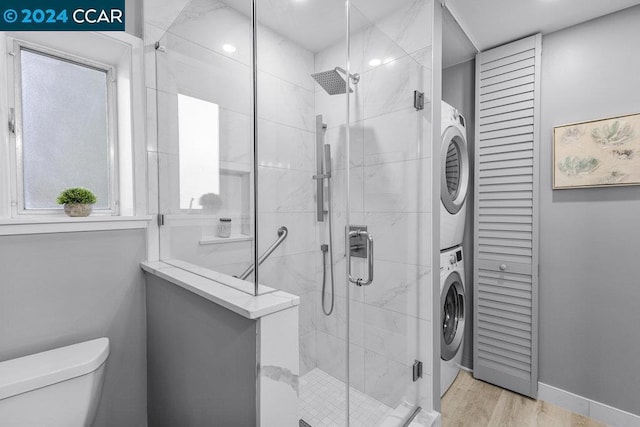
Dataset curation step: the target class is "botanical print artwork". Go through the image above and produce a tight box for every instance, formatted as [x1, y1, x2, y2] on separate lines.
[553, 113, 640, 189]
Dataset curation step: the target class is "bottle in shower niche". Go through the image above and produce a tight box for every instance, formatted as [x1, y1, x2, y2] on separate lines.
[217, 218, 232, 238]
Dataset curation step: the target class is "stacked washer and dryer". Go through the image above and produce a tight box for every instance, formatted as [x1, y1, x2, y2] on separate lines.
[440, 101, 470, 396]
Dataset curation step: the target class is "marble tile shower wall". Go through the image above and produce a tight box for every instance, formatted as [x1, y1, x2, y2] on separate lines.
[144, 0, 320, 372]
[313, 0, 435, 410]
[144, 0, 434, 413]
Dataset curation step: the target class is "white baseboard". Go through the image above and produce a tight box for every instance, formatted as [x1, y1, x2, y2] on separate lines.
[458, 364, 473, 374]
[538, 382, 640, 427]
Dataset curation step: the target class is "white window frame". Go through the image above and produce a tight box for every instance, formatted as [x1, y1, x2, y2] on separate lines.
[9, 39, 120, 216]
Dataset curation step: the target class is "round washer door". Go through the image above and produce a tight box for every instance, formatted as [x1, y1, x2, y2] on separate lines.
[441, 271, 465, 361]
[441, 126, 469, 215]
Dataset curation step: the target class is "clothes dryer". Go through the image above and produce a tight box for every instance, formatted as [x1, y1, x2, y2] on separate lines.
[441, 101, 470, 250]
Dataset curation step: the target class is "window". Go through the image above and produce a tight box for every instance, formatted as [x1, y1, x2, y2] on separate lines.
[0, 31, 144, 228]
[177, 94, 220, 210]
[12, 41, 117, 214]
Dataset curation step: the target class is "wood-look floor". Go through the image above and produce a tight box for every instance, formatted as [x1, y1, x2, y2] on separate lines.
[441, 371, 605, 427]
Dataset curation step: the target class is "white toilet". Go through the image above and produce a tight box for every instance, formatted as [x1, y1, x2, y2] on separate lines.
[0, 337, 109, 427]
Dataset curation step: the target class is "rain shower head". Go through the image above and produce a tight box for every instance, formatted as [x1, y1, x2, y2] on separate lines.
[311, 67, 360, 95]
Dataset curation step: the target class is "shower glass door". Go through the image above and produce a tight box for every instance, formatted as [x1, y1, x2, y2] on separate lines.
[254, 0, 432, 425]
[155, 0, 434, 423]
[253, 0, 350, 424]
[345, 1, 432, 424]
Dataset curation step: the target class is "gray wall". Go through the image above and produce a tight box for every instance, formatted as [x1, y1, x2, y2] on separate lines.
[146, 274, 257, 427]
[539, 5, 640, 415]
[442, 58, 476, 370]
[125, 0, 143, 38]
[0, 230, 148, 427]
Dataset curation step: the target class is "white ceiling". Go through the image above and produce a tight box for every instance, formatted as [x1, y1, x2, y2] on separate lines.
[223, 0, 414, 53]
[446, 0, 640, 51]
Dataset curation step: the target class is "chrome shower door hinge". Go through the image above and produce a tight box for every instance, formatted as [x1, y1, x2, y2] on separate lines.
[412, 360, 423, 382]
[157, 214, 165, 226]
[414, 90, 424, 111]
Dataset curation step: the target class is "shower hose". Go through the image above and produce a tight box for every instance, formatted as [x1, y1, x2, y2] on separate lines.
[321, 173, 335, 316]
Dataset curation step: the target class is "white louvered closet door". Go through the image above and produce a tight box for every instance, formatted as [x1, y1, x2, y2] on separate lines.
[473, 34, 541, 398]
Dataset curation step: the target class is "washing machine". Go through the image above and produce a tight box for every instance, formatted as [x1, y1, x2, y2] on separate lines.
[440, 245, 466, 396]
[441, 101, 470, 250]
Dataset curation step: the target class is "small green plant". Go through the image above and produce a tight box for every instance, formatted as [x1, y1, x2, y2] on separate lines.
[56, 188, 97, 205]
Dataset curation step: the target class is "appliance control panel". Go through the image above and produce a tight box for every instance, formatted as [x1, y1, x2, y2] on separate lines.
[445, 106, 466, 129]
[440, 248, 463, 272]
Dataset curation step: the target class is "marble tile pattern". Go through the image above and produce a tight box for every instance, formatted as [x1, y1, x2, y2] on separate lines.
[313, 0, 436, 413]
[259, 307, 300, 427]
[145, 0, 436, 419]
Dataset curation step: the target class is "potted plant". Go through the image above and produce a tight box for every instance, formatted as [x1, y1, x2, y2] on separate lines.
[56, 188, 97, 217]
[199, 193, 222, 213]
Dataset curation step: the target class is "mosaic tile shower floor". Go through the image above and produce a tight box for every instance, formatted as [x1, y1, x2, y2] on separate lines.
[299, 368, 394, 427]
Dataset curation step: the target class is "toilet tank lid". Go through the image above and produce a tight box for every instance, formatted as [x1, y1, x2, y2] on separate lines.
[0, 337, 109, 400]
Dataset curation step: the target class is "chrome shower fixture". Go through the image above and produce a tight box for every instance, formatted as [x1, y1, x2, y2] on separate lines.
[311, 67, 360, 95]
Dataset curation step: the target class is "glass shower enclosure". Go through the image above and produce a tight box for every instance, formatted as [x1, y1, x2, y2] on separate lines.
[154, 0, 435, 425]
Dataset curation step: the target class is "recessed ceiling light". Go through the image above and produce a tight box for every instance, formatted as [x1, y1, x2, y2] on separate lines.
[222, 44, 237, 53]
[368, 58, 381, 67]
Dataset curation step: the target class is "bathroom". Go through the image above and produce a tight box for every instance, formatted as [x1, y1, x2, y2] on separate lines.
[0, 0, 638, 426]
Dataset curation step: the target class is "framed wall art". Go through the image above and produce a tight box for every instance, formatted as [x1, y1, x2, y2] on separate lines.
[553, 112, 640, 189]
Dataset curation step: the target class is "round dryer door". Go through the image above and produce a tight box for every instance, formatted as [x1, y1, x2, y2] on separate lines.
[441, 271, 465, 361]
[441, 126, 469, 215]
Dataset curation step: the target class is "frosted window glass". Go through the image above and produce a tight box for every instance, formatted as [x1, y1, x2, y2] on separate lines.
[177, 94, 220, 210]
[20, 49, 110, 210]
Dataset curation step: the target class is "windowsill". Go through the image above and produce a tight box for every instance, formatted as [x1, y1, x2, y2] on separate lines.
[0, 215, 153, 236]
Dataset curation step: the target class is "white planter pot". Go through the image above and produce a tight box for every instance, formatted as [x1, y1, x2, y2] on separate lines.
[64, 203, 93, 217]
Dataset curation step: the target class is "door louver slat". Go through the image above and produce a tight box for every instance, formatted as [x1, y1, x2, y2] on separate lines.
[479, 328, 531, 349]
[480, 101, 534, 119]
[479, 269, 533, 284]
[480, 57, 536, 79]
[478, 215, 532, 224]
[478, 182, 533, 193]
[478, 336, 531, 358]
[480, 44, 535, 68]
[480, 109, 534, 125]
[478, 223, 532, 233]
[477, 343, 531, 365]
[474, 34, 540, 398]
[481, 67, 535, 88]
[480, 142, 533, 155]
[478, 278, 532, 293]
[481, 92, 535, 110]
[478, 190, 533, 200]
[478, 309, 532, 332]
[479, 84, 534, 103]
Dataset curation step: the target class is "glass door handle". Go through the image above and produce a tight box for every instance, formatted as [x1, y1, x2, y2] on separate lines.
[349, 230, 374, 286]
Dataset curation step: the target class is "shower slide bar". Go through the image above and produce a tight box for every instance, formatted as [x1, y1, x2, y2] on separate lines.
[236, 226, 288, 280]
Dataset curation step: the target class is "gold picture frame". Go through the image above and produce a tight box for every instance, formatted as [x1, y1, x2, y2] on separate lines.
[553, 112, 640, 189]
